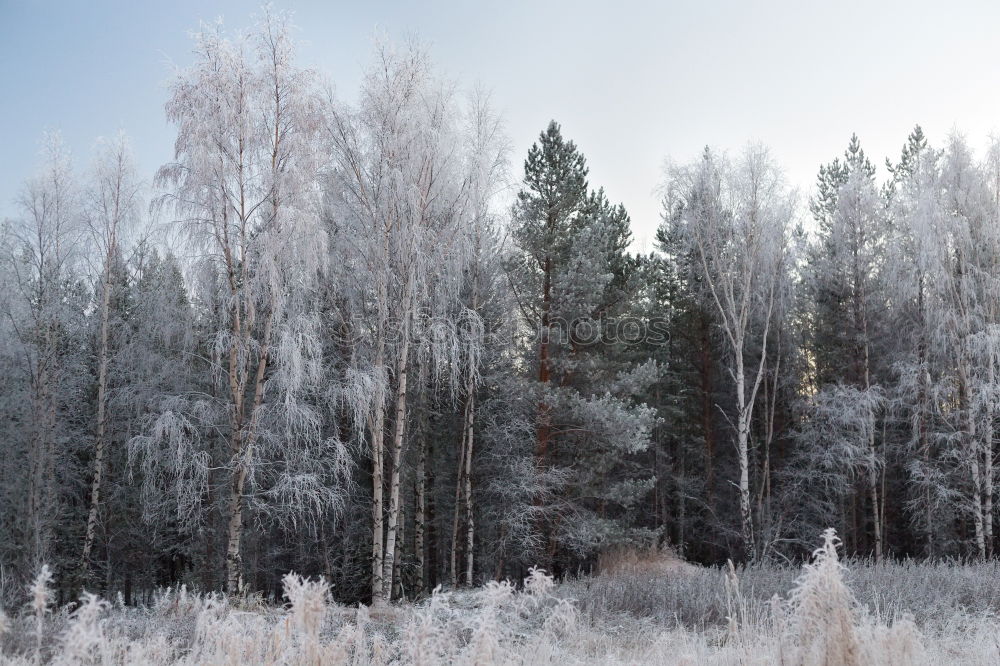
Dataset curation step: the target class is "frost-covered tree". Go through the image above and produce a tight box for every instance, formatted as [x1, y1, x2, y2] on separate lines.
[3, 134, 89, 573]
[80, 132, 142, 579]
[662, 145, 793, 560]
[323, 40, 493, 601]
[790, 384, 888, 553]
[799, 135, 892, 560]
[446, 92, 509, 588]
[137, 12, 345, 593]
[885, 127, 948, 556]
[923, 135, 1000, 558]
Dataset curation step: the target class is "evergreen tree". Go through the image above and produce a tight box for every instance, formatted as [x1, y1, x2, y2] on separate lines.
[508, 121, 657, 574]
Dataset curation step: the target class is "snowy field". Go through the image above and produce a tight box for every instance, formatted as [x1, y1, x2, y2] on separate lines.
[1, 533, 997, 665]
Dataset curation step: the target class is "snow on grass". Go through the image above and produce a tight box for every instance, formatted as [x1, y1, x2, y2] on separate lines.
[3, 532, 1000, 664]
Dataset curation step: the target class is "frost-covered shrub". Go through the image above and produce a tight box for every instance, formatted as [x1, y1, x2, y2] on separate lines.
[785, 529, 862, 665]
[53, 592, 110, 664]
[7, 547, 1000, 665]
[281, 572, 329, 664]
[30, 565, 55, 662]
[0, 566, 584, 665]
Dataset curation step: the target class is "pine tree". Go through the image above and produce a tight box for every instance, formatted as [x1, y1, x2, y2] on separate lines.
[508, 121, 657, 573]
[801, 135, 891, 558]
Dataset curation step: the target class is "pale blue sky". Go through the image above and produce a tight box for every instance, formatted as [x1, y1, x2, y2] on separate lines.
[3, 0, 1000, 248]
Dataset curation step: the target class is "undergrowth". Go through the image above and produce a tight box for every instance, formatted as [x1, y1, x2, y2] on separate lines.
[1, 530, 998, 664]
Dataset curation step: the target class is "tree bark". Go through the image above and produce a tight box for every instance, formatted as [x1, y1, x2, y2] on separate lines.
[82, 236, 116, 576]
[369, 352, 386, 601]
[381, 281, 413, 601]
[225, 462, 248, 593]
[391, 504, 405, 600]
[464, 387, 475, 587]
[450, 394, 469, 587]
[735, 354, 754, 561]
[414, 415, 427, 596]
[916, 276, 934, 556]
[369, 266, 389, 601]
[985, 359, 995, 556]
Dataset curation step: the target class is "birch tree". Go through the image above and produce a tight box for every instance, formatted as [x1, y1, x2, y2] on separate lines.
[80, 132, 142, 578]
[448, 92, 508, 587]
[324, 41, 484, 601]
[925, 135, 1000, 558]
[662, 145, 792, 559]
[886, 127, 948, 555]
[137, 12, 344, 592]
[5, 134, 86, 570]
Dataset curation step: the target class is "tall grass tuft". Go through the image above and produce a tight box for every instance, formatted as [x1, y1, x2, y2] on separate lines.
[5, 538, 1000, 664]
[54, 592, 110, 664]
[281, 572, 328, 664]
[786, 529, 861, 665]
[29, 564, 54, 662]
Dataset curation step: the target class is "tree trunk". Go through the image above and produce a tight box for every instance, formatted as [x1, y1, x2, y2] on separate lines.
[414, 422, 426, 596]
[756, 339, 780, 546]
[855, 236, 882, 563]
[450, 394, 470, 587]
[735, 355, 754, 561]
[960, 365, 987, 559]
[82, 253, 115, 576]
[223, 273, 272, 593]
[370, 325, 387, 602]
[464, 249, 483, 585]
[381, 284, 413, 601]
[391, 504, 404, 600]
[464, 387, 476, 587]
[370, 404, 386, 601]
[226, 461, 248, 593]
[986, 360, 995, 557]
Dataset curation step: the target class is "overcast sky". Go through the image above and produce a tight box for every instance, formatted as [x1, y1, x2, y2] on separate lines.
[3, 0, 1000, 249]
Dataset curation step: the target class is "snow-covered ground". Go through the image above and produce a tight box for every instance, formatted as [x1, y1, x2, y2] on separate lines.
[2, 533, 999, 664]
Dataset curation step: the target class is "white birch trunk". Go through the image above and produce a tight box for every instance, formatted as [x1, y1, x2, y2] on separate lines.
[81, 255, 113, 573]
[368, 327, 387, 601]
[735, 356, 754, 560]
[381, 281, 413, 600]
[962, 362, 987, 559]
[451, 388, 470, 587]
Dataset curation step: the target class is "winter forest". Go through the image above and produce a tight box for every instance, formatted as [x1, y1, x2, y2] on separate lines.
[7, 7, 1000, 665]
